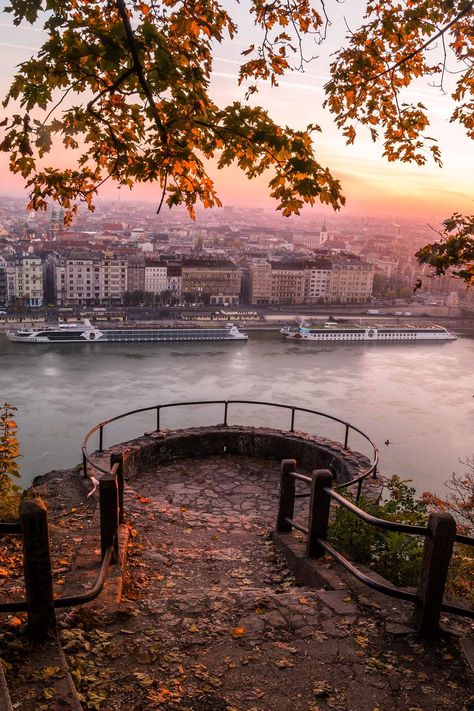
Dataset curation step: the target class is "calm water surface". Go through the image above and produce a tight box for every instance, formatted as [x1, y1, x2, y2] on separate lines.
[0, 331, 472, 494]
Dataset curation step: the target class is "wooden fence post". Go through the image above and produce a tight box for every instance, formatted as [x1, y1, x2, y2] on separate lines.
[20, 499, 55, 643]
[276, 459, 296, 532]
[307, 469, 333, 558]
[110, 453, 125, 525]
[412, 511, 456, 634]
[99, 476, 119, 563]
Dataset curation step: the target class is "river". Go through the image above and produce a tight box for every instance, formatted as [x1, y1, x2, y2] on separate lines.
[0, 330, 472, 494]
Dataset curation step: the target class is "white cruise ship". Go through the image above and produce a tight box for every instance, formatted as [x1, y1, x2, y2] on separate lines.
[281, 322, 457, 343]
[7, 320, 248, 343]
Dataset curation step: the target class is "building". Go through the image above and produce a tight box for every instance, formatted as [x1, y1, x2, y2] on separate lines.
[144, 261, 167, 296]
[329, 257, 374, 304]
[126, 256, 145, 293]
[0, 257, 7, 305]
[247, 260, 272, 305]
[6, 256, 43, 306]
[269, 261, 306, 305]
[55, 255, 127, 306]
[166, 265, 182, 299]
[181, 258, 241, 305]
[305, 258, 332, 303]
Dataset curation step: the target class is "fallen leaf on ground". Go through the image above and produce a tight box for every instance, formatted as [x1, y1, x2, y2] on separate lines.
[313, 681, 332, 697]
[274, 658, 295, 669]
[231, 626, 246, 638]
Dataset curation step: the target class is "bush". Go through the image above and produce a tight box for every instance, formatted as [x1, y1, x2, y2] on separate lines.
[328, 476, 428, 587]
[0, 403, 21, 520]
[328, 473, 474, 604]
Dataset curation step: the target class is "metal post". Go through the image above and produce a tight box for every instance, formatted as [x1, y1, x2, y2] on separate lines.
[412, 512, 456, 634]
[372, 462, 378, 479]
[344, 424, 349, 449]
[290, 408, 295, 433]
[224, 401, 228, 426]
[20, 499, 55, 642]
[111, 453, 125, 524]
[306, 469, 333, 558]
[356, 478, 363, 503]
[156, 406, 160, 432]
[99, 476, 119, 563]
[82, 450, 88, 479]
[99, 425, 104, 452]
[276, 459, 296, 532]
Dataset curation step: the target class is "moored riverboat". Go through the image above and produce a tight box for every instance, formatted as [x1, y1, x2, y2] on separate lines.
[281, 322, 457, 343]
[7, 320, 248, 343]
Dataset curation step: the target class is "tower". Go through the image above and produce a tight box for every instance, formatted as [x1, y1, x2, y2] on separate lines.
[320, 220, 328, 245]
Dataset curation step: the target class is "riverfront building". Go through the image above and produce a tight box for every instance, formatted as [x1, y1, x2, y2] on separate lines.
[181, 257, 241, 305]
[6, 256, 43, 306]
[246, 254, 374, 305]
[54, 254, 127, 306]
[329, 257, 374, 304]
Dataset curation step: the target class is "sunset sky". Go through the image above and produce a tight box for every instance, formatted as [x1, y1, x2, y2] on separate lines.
[0, 1, 472, 221]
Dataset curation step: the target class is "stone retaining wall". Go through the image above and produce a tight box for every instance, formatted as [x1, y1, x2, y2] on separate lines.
[91, 425, 375, 488]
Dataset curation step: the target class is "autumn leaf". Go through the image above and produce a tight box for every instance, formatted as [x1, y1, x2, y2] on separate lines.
[313, 681, 332, 697]
[7, 616, 22, 628]
[274, 658, 295, 669]
[231, 626, 246, 638]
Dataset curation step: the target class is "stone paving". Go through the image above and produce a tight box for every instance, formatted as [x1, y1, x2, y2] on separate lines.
[2, 455, 473, 710]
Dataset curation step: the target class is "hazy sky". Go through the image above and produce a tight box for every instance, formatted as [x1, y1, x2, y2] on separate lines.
[0, 1, 472, 221]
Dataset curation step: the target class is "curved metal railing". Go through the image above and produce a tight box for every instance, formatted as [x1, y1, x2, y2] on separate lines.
[82, 399, 380, 493]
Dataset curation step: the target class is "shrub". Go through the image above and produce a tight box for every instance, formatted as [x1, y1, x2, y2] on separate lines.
[328, 476, 428, 587]
[328, 473, 474, 604]
[0, 403, 21, 520]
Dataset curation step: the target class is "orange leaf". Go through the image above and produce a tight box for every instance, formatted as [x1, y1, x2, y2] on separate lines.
[8, 617, 22, 628]
[231, 626, 246, 638]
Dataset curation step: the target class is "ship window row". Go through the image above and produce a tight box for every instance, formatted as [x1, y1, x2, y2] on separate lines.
[107, 329, 232, 336]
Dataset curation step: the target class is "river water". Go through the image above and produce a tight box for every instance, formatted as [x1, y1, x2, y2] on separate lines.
[0, 330, 472, 494]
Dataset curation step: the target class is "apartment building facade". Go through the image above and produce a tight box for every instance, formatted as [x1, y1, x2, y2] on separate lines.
[246, 255, 373, 305]
[6, 256, 43, 306]
[181, 258, 241, 305]
[166, 265, 182, 298]
[305, 258, 332, 303]
[269, 262, 306, 304]
[247, 259, 272, 305]
[126, 256, 145, 293]
[329, 258, 374, 304]
[144, 262, 167, 296]
[55, 255, 127, 306]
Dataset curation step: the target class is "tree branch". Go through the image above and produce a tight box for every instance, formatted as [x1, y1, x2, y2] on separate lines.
[369, 0, 474, 83]
[114, 0, 168, 147]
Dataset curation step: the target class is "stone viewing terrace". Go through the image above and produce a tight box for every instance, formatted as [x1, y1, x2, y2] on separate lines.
[1, 402, 473, 710]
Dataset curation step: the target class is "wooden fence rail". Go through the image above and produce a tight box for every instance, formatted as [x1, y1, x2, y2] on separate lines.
[2, 453, 125, 642]
[276, 461, 463, 634]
